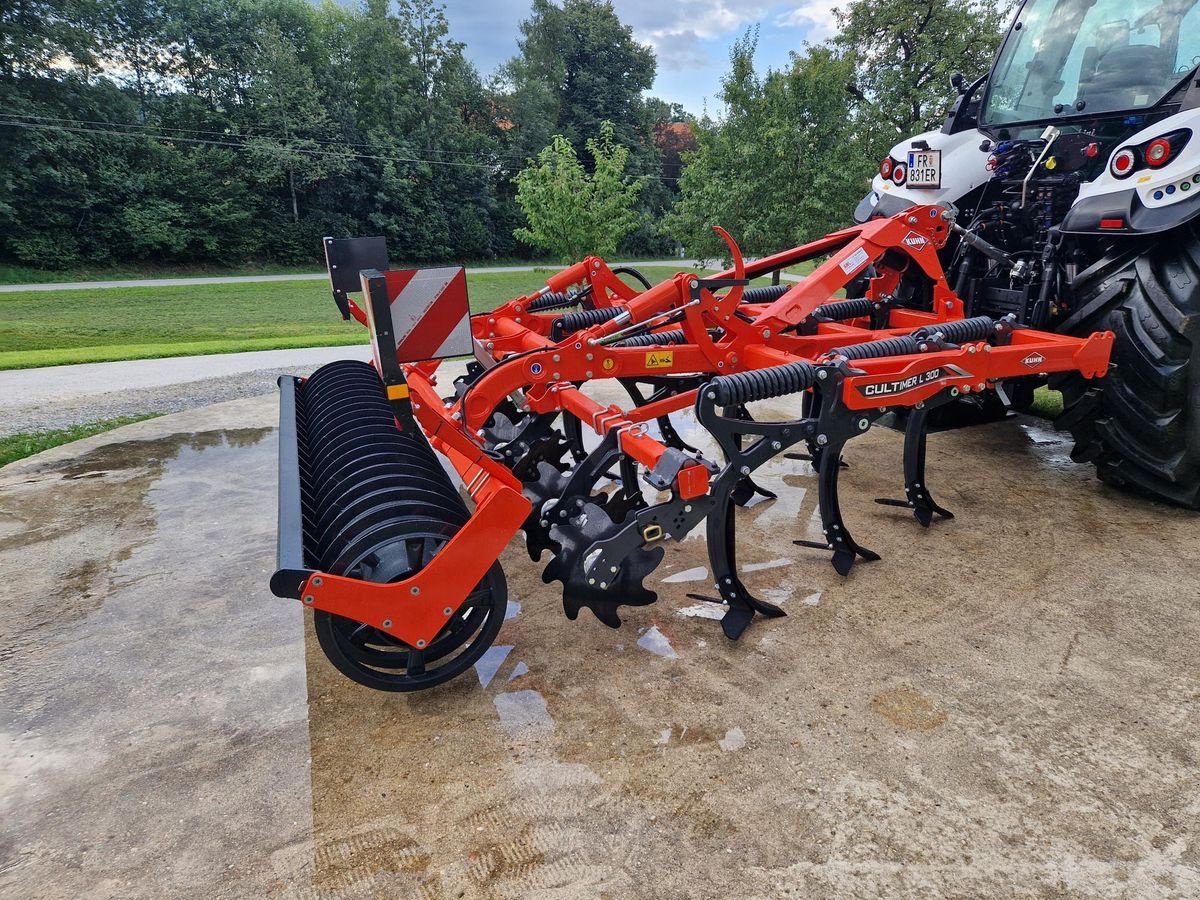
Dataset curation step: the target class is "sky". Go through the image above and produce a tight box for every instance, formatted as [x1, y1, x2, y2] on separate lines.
[441, 1, 840, 117]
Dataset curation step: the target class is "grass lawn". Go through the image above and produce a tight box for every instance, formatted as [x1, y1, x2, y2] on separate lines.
[0, 265, 707, 370]
[0, 415, 161, 467]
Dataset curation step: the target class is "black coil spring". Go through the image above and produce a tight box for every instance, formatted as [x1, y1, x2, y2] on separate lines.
[911, 316, 996, 344]
[740, 284, 790, 304]
[707, 361, 818, 407]
[551, 306, 623, 340]
[529, 290, 577, 312]
[613, 328, 688, 348]
[827, 335, 924, 361]
[813, 298, 873, 321]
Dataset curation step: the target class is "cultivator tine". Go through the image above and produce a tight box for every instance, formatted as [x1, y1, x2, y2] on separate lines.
[807, 432, 882, 575]
[874, 401, 955, 526]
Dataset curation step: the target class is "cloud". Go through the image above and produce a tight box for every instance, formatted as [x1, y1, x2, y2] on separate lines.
[614, 0, 772, 71]
[774, 1, 840, 44]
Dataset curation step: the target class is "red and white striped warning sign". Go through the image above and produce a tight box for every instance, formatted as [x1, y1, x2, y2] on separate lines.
[371, 266, 473, 362]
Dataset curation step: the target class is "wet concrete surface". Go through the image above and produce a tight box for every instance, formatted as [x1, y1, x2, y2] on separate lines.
[1, 390, 1198, 898]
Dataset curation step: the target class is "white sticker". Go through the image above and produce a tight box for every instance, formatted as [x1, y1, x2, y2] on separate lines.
[839, 246, 870, 276]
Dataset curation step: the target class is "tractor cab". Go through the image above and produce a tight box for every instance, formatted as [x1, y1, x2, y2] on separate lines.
[980, 0, 1200, 128]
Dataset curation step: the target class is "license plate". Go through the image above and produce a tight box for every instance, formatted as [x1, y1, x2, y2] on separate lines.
[907, 149, 941, 188]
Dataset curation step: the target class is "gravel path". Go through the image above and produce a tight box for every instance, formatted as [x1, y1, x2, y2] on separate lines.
[1, 367, 308, 437]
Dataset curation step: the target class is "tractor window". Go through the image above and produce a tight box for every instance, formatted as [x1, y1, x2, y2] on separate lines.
[981, 0, 1200, 125]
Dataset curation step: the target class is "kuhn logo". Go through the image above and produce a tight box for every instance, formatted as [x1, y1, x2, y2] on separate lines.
[903, 232, 928, 250]
[1022, 352, 1046, 369]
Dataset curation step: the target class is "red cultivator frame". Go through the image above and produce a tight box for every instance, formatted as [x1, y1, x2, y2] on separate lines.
[271, 205, 1113, 691]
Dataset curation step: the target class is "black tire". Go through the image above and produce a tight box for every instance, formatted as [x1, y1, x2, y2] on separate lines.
[1053, 227, 1200, 508]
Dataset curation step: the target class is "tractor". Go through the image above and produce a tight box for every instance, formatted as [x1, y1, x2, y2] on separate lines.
[854, 0, 1200, 507]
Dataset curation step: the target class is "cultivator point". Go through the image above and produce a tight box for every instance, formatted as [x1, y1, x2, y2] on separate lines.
[272, 206, 1113, 691]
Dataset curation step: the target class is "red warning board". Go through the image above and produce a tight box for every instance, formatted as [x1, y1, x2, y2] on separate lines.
[368, 266, 473, 362]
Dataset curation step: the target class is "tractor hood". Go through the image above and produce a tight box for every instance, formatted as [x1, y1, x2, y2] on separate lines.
[855, 129, 992, 223]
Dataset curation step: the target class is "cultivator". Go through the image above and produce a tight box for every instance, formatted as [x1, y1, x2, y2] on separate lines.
[271, 205, 1113, 691]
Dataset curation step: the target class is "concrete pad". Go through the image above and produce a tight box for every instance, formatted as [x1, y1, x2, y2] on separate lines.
[1, 390, 1198, 898]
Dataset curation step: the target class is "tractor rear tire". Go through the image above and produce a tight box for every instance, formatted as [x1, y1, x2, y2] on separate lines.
[1054, 227, 1200, 508]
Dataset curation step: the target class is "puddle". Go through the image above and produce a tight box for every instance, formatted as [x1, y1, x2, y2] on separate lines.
[494, 690, 554, 735]
[474, 645, 514, 688]
[718, 728, 746, 752]
[742, 558, 792, 573]
[677, 603, 725, 620]
[662, 566, 708, 584]
[637, 625, 679, 658]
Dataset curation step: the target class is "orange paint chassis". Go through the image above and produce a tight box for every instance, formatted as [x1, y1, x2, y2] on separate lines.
[273, 205, 1112, 691]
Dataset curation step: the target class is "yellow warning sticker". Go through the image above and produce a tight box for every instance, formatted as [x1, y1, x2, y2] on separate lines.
[602, 358, 615, 371]
[645, 350, 674, 369]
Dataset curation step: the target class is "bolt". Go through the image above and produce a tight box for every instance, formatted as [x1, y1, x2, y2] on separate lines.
[589, 578, 596, 585]
[690, 279, 699, 289]
[908, 215, 919, 224]
[950, 387, 960, 397]
[311, 577, 323, 587]
[488, 318, 496, 325]
[684, 504, 693, 512]
[817, 434, 829, 445]
[968, 345, 977, 354]
[944, 301, 954, 311]
[740, 465, 751, 475]
[553, 354, 561, 363]
[416, 639, 426, 648]
[771, 441, 782, 450]
[599, 582, 608, 589]
[586, 352, 593, 361]
[977, 382, 986, 391]
[443, 607, 453, 616]
[817, 369, 828, 380]
[553, 372, 561, 379]
[410, 586, 421, 595]
[707, 391, 717, 399]
[762, 328, 772, 339]
[586, 370, 593, 378]
[717, 362, 724, 368]
[858, 418, 869, 431]
[383, 619, 393, 628]
[611, 566, 618, 573]
[303, 595, 314, 605]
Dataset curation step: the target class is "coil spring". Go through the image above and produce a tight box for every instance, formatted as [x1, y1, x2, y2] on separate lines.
[613, 328, 688, 348]
[911, 316, 996, 344]
[827, 335, 924, 361]
[529, 290, 577, 312]
[551, 306, 623, 340]
[740, 284, 790, 304]
[707, 361, 819, 407]
[813, 298, 873, 321]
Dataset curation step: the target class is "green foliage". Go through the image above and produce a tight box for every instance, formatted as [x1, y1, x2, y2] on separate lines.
[514, 122, 648, 263]
[666, 33, 875, 260]
[835, 0, 1009, 140]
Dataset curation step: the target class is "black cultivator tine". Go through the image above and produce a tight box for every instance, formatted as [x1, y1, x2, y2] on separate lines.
[873, 400, 955, 526]
[806, 438, 880, 576]
[693, 499, 785, 641]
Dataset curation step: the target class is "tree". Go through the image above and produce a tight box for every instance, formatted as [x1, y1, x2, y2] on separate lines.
[665, 32, 875, 260]
[499, 0, 656, 159]
[513, 121, 647, 262]
[835, 0, 1008, 142]
[245, 21, 346, 223]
